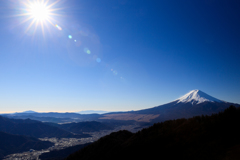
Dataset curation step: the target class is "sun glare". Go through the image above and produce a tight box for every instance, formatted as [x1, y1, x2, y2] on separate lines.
[17, 0, 61, 36]
[29, 2, 50, 21]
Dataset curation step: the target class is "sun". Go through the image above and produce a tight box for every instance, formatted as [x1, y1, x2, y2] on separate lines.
[17, 0, 61, 36]
[29, 2, 50, 22]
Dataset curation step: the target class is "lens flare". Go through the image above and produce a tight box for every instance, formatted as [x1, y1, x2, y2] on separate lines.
[96, 58, 101, 63]
[84, 48, 91, 54]
[113, 70, 118, 75]
[55, 24, 62, 30]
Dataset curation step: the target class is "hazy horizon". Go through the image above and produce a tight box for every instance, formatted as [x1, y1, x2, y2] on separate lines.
[0, 89, 238, 114]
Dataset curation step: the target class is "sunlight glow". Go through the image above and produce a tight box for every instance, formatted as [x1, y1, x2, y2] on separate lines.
[18, 0, 61, 36]
[29, 2, 49, 21]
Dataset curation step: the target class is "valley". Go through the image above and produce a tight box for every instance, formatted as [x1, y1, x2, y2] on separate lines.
[3, 124, 141, 160]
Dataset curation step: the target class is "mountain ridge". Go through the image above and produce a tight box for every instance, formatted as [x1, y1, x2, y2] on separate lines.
[0, 116, 91, 138]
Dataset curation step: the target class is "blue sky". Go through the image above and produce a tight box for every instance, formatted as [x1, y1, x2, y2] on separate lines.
[0, 0, 240, 113]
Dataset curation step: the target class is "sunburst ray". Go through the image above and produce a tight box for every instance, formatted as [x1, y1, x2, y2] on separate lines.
[16, 0, 62, 36]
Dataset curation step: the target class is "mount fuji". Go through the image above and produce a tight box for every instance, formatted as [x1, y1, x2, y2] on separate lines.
[101, 90, 240, 123]
[176, 89, 223, 104]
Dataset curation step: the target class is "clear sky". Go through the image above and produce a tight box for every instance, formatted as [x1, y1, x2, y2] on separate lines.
[0, 0, 240, 113]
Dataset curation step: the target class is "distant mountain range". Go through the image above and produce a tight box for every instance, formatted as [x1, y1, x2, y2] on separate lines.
[0, 116, 91, 138]
[16, 110, 38, 114]
[1, 90, 239, 125]
[12, 110, 109, 115]
[2, 111, 102, 123]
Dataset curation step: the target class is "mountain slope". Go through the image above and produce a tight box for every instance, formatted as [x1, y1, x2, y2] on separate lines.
[0, 131, 53, 160]
[135, 90, 239, 122]
[66, 106, 240, 160]
[100, 90, 239, 123]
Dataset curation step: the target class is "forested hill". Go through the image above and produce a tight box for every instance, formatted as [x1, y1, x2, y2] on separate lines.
[0, 131, 53, 159]
[0, 116, 90, 138]
[66, 105, 240, 160]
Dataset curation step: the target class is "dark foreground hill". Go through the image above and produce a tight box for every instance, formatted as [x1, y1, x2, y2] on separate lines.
[0, 116, 90, 138]
[0, 131, 53, 160]
[39, 143, 91, 160]
[66, 105, 240, 160]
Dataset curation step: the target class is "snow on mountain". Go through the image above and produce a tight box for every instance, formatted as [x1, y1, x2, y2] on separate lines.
[176, 90, 223, 104]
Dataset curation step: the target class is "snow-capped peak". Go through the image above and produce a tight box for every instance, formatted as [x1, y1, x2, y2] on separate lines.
[176, 90, 223, 104]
